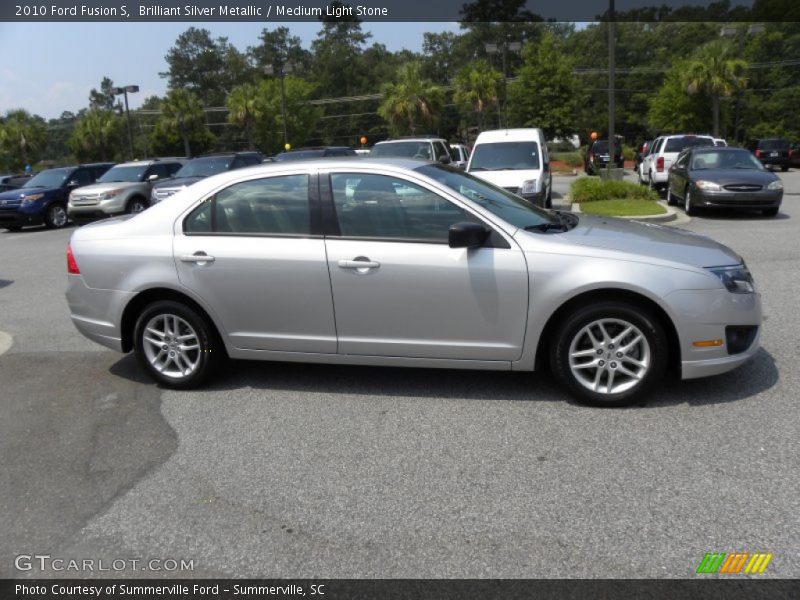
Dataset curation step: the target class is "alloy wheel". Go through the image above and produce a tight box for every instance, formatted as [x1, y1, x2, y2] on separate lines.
[49, 204, 68, 227]
[141, 313, 201, 380]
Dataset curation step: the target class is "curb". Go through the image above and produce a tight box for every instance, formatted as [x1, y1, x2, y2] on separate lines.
[571, 201, 691, 225]
[553, 169, 579, 177]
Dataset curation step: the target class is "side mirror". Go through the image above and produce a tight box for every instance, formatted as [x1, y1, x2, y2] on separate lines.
[439, 155, 451, 164]
[66, 180, 79, 188]
[147, 174, 159, 182]
[448, 221, 490, 249]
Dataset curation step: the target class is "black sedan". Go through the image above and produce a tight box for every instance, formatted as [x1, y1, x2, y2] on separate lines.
[666, 147, 784, 217]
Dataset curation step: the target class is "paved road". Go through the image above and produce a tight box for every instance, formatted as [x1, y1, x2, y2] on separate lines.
[1, 171, 799, 579]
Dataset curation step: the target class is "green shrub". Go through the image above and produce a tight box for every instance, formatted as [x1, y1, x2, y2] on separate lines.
[571, 177, 659, 203]
[551, 151, 583, 167]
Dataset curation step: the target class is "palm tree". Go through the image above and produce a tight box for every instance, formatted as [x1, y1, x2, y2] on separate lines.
[0, 109, 47, 169]
[69, 109, 121, 161]
[160, 89, 206, 157]
[227, 83, 261, 149]
[684, 40, 748, 138]
[453, 60, 502, 132]
[378, 62, 445, 136]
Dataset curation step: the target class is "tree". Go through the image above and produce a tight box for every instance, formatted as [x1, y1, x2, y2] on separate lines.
[311, 4, 371, 97]
[684, 40, 748, 138]
[68, 109, 123, 161]
[227, 83, 262, 149]
[250, 77, 321, 153]
[0, 109, 47, 171]
[453, 60, 502, 132]
[249, 27, 312, 74]
[648, 61, 712, 134]
[378, 62, 445, 136]
[507, 33, 579, 139]
[89, 76, 121, 111]
[154, 89, 211, 157]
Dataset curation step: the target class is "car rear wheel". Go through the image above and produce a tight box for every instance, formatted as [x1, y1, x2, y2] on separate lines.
[550, 301, 668, 407]
[762, 207, 779, 217]
[648, 172, 656, 191]
[44, 203, 68, 228]
[781, 165, 789, 172]
[684, 187, 695, 216]
[133, 300, 223, 389]
[127, 197, 148, 214]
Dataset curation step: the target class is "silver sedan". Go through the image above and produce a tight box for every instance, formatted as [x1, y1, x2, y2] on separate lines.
[66, 159, 762, 407]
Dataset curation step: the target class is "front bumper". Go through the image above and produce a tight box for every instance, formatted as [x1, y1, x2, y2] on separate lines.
[693, 189, 782, 210]
[0, 207, 45, 227]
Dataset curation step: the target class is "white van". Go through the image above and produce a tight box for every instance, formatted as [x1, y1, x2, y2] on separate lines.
[466, 128, 552, 208]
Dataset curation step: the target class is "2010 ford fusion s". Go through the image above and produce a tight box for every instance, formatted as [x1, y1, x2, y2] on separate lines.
[65, 159, 761, 407]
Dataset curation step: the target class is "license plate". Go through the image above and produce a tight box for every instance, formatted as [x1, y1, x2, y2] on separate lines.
[770, 152, 778, 157]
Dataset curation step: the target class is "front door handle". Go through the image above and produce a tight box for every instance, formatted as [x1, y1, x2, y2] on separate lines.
[180, 252, 215, 263]
[338, 258, 380, 270]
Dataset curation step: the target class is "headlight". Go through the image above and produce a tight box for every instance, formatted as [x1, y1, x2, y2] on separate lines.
[708, 264, 755, 294]
[100, 189, 123, 200]
[521, 179, 538, 194]
[21, 193, 44, 205]
[695, 180, 721, 191]
[767, 180, 783, 190]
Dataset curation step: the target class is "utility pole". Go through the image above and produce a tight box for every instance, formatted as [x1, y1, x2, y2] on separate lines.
[111, 85, 139, 160]
[607, 0, 615, 178]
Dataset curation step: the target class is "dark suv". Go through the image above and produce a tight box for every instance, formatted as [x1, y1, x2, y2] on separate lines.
[0, 163, 113, 231]
[747, 138, 791, 171]
[585, 137, 624, 175]
[273, 146, 357, 161]
[150, 152, 263, 204]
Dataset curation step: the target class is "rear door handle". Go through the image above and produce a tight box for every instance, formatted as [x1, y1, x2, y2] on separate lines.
[180, 253, 215, 263]
[338, 259, 380, 269]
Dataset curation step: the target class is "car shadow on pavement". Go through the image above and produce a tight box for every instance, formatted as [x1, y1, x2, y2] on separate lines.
[109, 346, 777, 409]
[693, 209, 790, 221]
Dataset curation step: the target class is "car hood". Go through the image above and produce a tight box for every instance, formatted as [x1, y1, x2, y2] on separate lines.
[153, 176, 205, 189]
[689, 169, 778, 185]
[0, 186, 58, 201]
[71, 181, 141, 195]
[468, 169, 541, 187]
[555, 214, 741, 268]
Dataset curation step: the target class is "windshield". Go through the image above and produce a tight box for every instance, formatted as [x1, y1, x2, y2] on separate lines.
[469, 141, 540, 171]
[370, 141, 433, 159]
[22, 168, 72, 189]
[175, 157, 232, 178]
[691, 149, 764, 171]
[416, 164, 559, 229]
[664, 136, 714, 153]
[758, 139, 789, 150]
[97, 165, 147, 183]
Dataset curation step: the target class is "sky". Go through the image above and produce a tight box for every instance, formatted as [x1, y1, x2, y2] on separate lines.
[0, 22, 462, 120]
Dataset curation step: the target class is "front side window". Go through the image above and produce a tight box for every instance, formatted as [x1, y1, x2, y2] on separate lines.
[330, 172, 471, 242]
[175, 157, 233, 178]
[97, 165, 147, 183]
[184, 174, 310, 235]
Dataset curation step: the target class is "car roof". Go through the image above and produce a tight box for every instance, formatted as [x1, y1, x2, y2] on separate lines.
[473, 128, 544, 143]
[375, 138, 445, 144]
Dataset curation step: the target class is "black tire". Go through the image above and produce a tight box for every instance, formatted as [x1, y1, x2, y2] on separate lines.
[44, 202, 69, 229]
[762, 207, 779, 217]
[4, 225, 22, 232]
[781, 165, 789, 172]
[133, 300, 223, 389]
[545, 186, 552, 209]
[550, 301, 668, 407]
[684, 187, 696, 216]
[127, 196, 149, 214]
[666, 186, 677, 206]
[647, 172, 656, 191]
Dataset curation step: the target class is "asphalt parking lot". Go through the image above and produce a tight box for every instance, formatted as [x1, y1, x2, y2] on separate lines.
[1, 170, 798, 579]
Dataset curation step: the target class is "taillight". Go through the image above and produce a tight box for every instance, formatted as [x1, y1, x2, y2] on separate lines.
[656, 157, 665, 172]
[67, 243, 80, 275]
[755, 149, 761, 158]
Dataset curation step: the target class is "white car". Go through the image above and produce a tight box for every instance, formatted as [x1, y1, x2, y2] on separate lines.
[639, 134, 715, 190]
[467, 128, 552, 208]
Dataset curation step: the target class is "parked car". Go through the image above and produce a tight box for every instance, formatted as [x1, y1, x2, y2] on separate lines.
[370, 137, 453, 164]
[449, 143, 471, 169]
[747, 138, 791, 172]
[713, 138, 728, 147]
[273, 147, 357, 161]
[667, 146, 783, 217]
[467, 128, 552, 208]
[791, 142, 800, 168]
[634, 140, 653, 172]
[0, 173, 33, 193]
[67, 158, 185, 223]
[585, 136, 624, 174]
[0, 163, 113, 231]
[66, 159, 761, 407]
[639, 134, 715, 190]
[150, 152, 262, 204]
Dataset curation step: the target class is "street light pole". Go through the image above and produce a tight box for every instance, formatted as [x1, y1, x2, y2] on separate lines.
[111, 85, 139, 160]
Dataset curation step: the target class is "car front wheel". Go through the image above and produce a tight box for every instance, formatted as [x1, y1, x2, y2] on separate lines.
[666, 186, 677, 205]
[45, 202, 69, 228]
[133, 300, 223, 389]
[127, 197, 149, 214]
[684, 187, 695, 215]
[550, 301, 668, 407]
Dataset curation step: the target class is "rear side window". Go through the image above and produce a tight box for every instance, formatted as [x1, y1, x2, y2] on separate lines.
[664, 136, 714, 153]
[184, 175, 310, 236]
[70, 169, 94, 186]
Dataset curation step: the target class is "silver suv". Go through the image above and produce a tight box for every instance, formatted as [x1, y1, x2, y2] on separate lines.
[68, 159, 184, 222]
[370, 137, 453, 164]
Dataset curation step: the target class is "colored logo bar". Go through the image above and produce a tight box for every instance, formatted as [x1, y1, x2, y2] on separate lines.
[696, 552, 773, 574]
